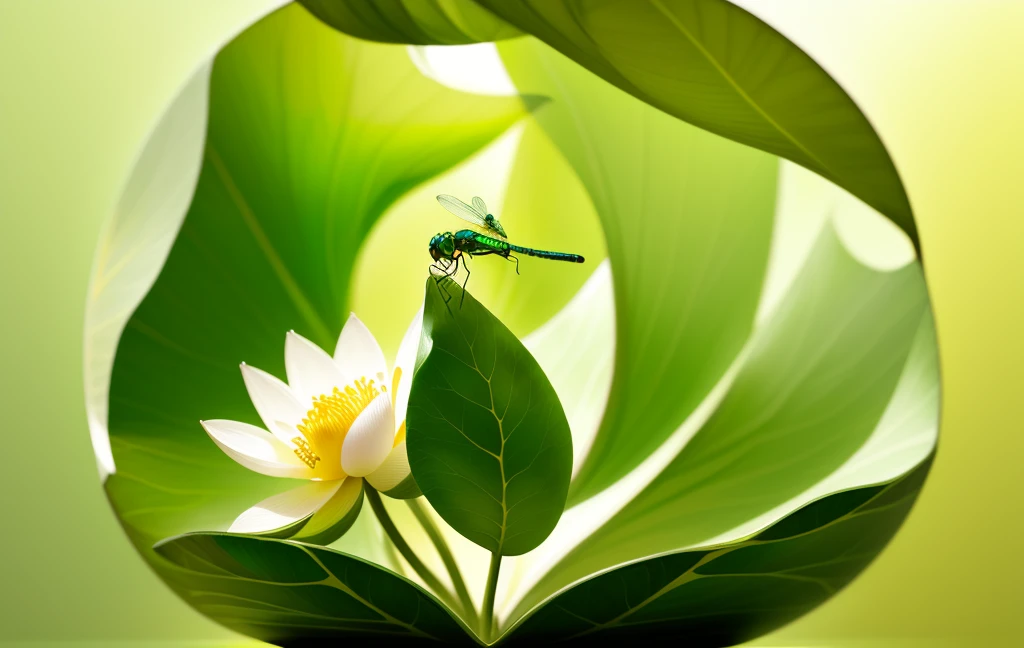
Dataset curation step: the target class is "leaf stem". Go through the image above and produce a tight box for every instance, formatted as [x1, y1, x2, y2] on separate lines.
[364, 485, 452, 609]
[407, 498, 477, 624]
[481, 551, 502, 640]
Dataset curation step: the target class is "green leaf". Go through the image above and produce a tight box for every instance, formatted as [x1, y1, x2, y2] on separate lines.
[507, 224, 931, 623]
[499, 36, 779, 504]
[407, 277, 573, 556]
[507, 457, 932, 645]
[104, 3, 531, 553]
[299, 0, 520, 44]
[482, 0, 916, 245]
[154, 533, 475, 644]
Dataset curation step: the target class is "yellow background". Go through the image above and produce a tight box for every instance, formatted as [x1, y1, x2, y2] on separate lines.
[0, 1, 1020, 645]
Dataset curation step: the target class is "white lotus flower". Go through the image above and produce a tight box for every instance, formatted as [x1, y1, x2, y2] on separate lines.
[201, 311, 422, 543]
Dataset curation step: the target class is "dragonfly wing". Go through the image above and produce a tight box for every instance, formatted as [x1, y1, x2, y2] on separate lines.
[437, 194, 506, 238]
[472, 196, 488, 215]
[437, 194, 484, 222]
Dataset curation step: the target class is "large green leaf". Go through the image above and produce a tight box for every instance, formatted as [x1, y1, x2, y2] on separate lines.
[483, 0, 915, 244]
[506, 224, 930, 623]
[499, 37, 778, 504]
[104, 3, 531, 552]
[507, 457, 932, 645]
[299, 0, 519, 44]
[407, 277, 573, 556]
[155, 533, 475, 644]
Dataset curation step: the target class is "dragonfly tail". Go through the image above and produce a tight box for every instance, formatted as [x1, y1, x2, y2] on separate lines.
[508, 244, 585, 264]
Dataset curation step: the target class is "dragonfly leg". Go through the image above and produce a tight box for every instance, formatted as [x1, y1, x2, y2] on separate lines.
[430, 261, 454, 314]
[443, 257, 460, 312]
[459, 256, 471, 309]
[507, 254, 520, 275]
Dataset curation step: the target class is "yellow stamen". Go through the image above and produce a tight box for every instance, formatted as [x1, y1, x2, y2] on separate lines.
[292, 437, 320, 469]
[293, 377, 379, 480]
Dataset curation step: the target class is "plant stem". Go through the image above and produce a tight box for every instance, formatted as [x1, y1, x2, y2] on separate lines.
[364, 485, 451, 608]
[407, 498, 477, 624]
[481, 551, 502, 640]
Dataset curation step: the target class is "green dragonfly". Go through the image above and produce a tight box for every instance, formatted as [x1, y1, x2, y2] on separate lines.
[429, 194, 585, 308]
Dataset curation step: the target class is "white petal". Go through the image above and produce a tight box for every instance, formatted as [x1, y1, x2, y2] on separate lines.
[341, 393, 395, 477]
[285, 331, 346, 404]
[201, 419, 310, 479]
[366, 441, 412, 493]
[228, 481, 341, 535]
[392, 307, 423, 425]
[334, 313, 387, 385]
[241, 363, 308, 441]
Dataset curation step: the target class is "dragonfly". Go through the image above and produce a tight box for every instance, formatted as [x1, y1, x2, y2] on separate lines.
[429, 194, 585, 309]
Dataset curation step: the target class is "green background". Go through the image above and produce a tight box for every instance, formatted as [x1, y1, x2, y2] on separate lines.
[0, 0, 1020, 646]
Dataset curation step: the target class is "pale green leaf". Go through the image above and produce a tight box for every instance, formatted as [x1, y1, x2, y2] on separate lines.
[499, 36, 778, 504]
[506, 224, 930, 623]
[84, 63, 211, 480]
[522, 261, 614, 477]
[480, 0, 916, 243]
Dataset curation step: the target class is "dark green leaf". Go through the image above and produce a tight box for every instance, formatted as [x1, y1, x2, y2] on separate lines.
[299, 0, 520, 44]
[507, 457, 932, 645]
[155, 533, 475, 645]
[499, 36, 778, 504]
[104, 3, 531, 552]
[407, 277, 573, 555]
[483, 0, 916, 244]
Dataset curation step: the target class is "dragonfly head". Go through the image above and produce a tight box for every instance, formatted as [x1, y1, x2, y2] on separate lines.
[429, 232, 456, 261]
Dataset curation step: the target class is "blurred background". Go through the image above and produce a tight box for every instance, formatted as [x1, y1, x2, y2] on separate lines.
[0, 0, 1020, 646]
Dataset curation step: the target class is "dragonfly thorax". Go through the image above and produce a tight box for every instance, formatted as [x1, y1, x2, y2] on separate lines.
[429, 232, 456, 261]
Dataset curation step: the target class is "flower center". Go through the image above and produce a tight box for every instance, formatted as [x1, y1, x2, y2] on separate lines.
[293, 376, 381, 480]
